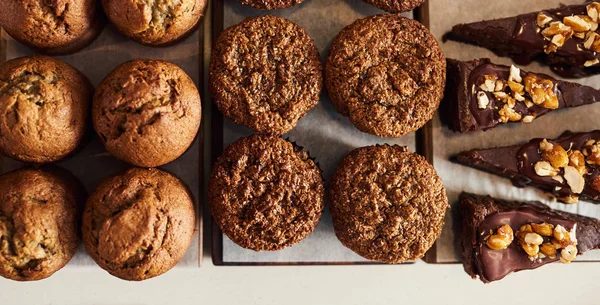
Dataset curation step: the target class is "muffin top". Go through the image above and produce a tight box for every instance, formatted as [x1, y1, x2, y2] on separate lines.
[209, 134, 324, 251]
[102, 0, 206, 45]
[239, 0, 305, 10]
[326, 14, 446, 137]
[82, 168, 196, 281]
[0, 168, 83, 281]
[0, 0, 101, 53]
[93, 59, 201, 167]
[362, 0, 425, 13]
[210, 15, 322, 135]
[329, 145, 449, 263]
[0, 56, 92, 164]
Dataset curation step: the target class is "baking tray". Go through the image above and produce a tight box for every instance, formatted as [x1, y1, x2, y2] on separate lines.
[210, 0, 433, 265]
[426, 0, 600, 264]
[0, 19, 204, 269]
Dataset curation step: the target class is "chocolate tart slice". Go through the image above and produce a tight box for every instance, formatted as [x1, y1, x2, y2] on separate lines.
[444, 3, 600, 78]
[454, 131, 600, 204]
[442, 58, 600, 133]
[458, 193, 600, 283]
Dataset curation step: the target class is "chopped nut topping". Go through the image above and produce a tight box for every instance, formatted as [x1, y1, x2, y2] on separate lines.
[568, 150, 587, 175]
[585, 59, 600, 67]
[476, 91, 490, 109]
[480, 75, 497, 92]
[552, 175, 565, 184]
[534, 161, 558, 177]
[564, 15, 593, 32]
[494, 80, 506, 92]
[558, 195, 579, 204]
[524, 74, 559, 110]
[486, 224, 514, 250]
[522, 115, 535, 123]
[542, 142, 569, 169]
[560, 245, 578, 263]
[498, 104, 522, 123]
[509, 65, 522, 83]
[532, 223, 554, 237]
[588, 3, 600, 22]
[508, 81, 524, 94]
[540, 139, 554, 151]
[564, 166, 585, 194]
[537, 13, 554, 27]
[540, 242, 557, 258]
[516, 222, 578, 262]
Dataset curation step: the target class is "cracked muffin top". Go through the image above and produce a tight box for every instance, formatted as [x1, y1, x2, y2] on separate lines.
[0, 0, 103, 54]
[209, 134, 324, 251]
[239, 0, 305, 10]
[0, 56, 92, 164]
[82, 167, 195, 281]
[0, 167, 84, 281]
[362, 0, 425, 13]
[93, 59, 201, 167]
[209, 15, 322, 135]
[102, 0, 206, 45]
[329, 145, 449, 263]
[326, 14, 446, 137]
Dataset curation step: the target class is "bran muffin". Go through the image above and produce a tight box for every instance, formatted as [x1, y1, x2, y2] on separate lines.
[93, 59, 201, 167]
[209, 15, 322, 135]
[0, 0, 103, 55]
[102, 0, 206, 46]
[363, 0, 425, 13]
[326, 14, 446, 137]
[329, 145, 449, 263]
[0, 167, 84, 281]
[82, 168, 196, 281]
[240, 0, 305, 10]
[0, 56, 93, 164]
[209, 134, 324, 251]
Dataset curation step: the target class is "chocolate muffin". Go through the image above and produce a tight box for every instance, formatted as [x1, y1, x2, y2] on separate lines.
[329, 145, 449, 263]
[82, 168, 195, 281]
[0, 56, 92, 164]
[362, 0, 425, 13]
[209, 15, 322, 135]
[102, 0, 206, 46]
[93, 59, 201, 167]
[0, 167, 84, 281]
[0, 0, 103, 55]
[209, 134, 324, 251]
[326, 14, 446, 137]
[240, 0, 305, 10]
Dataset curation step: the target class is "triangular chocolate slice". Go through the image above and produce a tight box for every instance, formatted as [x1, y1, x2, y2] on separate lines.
[458, 192, 600, 283]
[454, 131, 600, 204]
[444, 3, 600, 78]
[441, 58, 600, 133]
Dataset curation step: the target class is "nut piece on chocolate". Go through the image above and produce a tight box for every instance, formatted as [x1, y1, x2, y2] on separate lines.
[102, 0, 206, 46]
[209, 15, 322, 135]
[93, 59, 201, 167]
[453, 131, 600, 204]
[82, 168, 196, 281]
[0, 0, 103, 54]
[209, 134, 324, 251]
[329, 145, 449, 263]
[441, 58, 600, 133]
[0, 56, 93, 164]
[0, 167, 85, 281]
[457, 193, 600, 283]
[444, 3, 600, 78]
[326, 14, 446, 137]
[362, 0, 425, 13]
[239, 0, 305, 10]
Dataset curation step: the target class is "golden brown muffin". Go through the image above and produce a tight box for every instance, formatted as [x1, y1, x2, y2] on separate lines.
[0, 167, 84, 281]
[82, 168, 196, 281]
[102, 0, 206, 46]
[0, 0, 104, 55]
[0, 56, 93, 164]
[93, 59, 201, 167]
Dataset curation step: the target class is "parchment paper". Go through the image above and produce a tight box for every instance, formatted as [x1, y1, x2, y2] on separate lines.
[220, 0, 416, 263]
[2, 26, 202, 268]
[430, 0, 600, 263]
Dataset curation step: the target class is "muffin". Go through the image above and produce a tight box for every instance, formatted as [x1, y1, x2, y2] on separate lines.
[82, 168, 195, 281]
[102, 0, 206, 45]
[329, 145, 449, 263]
[240, 0, 305, 10]
[0, 0, 103, 55]
[93, 59, 201, 167]
[210, 15, 322, 135]
[362, 0, 425, 13]
[209, 134, 324, 251]
[326, 14, 446, 137]
[0, 56, 92, 164]
[0, 167, 84, 281]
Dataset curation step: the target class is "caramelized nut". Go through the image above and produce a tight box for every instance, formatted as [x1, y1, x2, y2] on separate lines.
[542, 143, 569, 169]
[564, 165, 585, 194]
[540, 242, 557, 258]
[563, 15, 593, 32]
[568, 150, 587, 175]
[537, 12, 554, 27]
[509, 65, 522, 83]
[588, 2, 600, 22]
[560, 245, 578, 263]
[542, 21, 573, 38]
[553, 225, 570, 242]
[540, 139, 554, 152]
[508, 81, 525, 94]
[585, 59, 600, 67]
[519, 224, 533, 233]
[476, 91, 490, 109]
[532, 223, 554, 237]
[486, 224, 514, 250]
[522, 115, 535, 123]
[480, 75, 497, 92]
[520, 241, 540, 258]
[498, 104, 522, 123]
[535, 161, 558, 177]
[524, 232, 544, 245]
[558, 195, 579, 204]
[495, 80, 506, 92]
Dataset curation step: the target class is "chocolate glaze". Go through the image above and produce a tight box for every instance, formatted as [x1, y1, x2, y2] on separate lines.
[445, 3, 600, 78]
[454, 131, 600, 202]
[443, 58, 600, 133]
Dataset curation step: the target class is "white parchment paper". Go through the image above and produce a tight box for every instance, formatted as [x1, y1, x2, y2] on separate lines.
[430, 0, 600, 263]
[220, 0, 416, 263]
[2, 26, 202, 268]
